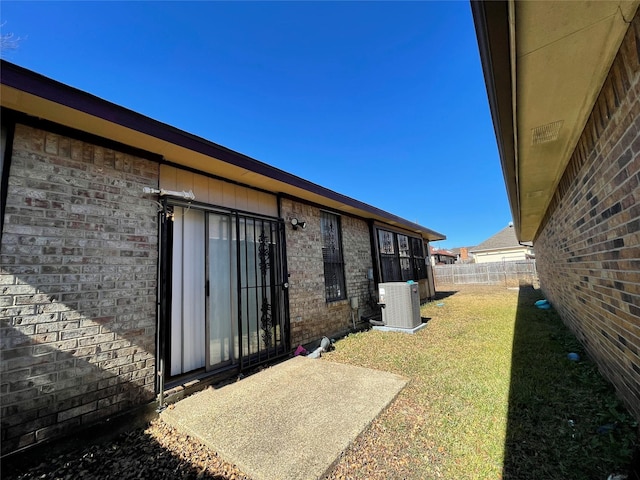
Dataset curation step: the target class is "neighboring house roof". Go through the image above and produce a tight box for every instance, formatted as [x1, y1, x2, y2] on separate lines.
[430, 247, 456, 258]
[449, 246, 476, 255]
[471, 1, 639, 241]
[0, 60, 445, 242]
[471, 225, 530, 253]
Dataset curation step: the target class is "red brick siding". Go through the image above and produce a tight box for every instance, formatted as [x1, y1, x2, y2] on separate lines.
[535, 16, 640, 420]
[0, 125, 159, 454]
[281, 198, 373, 346]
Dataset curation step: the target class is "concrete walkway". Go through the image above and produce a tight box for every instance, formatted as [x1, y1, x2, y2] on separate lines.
[161, 356, 407, 480]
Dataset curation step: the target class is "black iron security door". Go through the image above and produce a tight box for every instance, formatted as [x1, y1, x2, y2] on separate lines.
[235, 214, 289, 369]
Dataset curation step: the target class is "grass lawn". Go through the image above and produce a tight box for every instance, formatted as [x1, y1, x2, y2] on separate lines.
[324, 285, 638, 480]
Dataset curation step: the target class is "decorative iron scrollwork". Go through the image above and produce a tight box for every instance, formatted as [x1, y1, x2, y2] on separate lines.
[381, 230, 393, 254]
[261, 296, 272, 347]
[258, 226, 272, 347]
[327, 221, 336, 253]
[258, 229, 270, 276]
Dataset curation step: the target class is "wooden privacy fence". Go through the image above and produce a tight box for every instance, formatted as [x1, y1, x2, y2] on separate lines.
[434, 260, 538, 287]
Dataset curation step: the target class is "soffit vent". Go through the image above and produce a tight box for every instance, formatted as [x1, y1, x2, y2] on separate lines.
[531, 120, 563, 145]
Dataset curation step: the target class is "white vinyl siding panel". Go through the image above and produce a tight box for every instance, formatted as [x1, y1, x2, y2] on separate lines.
[160, 165, 277, 217]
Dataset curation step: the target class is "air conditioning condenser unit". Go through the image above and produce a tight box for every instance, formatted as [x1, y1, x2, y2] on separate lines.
[378, 282, 421, 329]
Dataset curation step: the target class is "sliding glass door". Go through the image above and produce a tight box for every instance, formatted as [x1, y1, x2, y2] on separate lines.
[207, 212, 235, 367]
[167, 206, 288, 377]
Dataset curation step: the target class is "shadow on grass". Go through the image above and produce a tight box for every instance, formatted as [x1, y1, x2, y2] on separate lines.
[434, 290, 457, 301]
[503, 287, 638, 479]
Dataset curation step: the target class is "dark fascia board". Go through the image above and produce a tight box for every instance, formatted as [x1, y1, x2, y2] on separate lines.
[470, 1, 521, 240]
[0, 60, 445, 241]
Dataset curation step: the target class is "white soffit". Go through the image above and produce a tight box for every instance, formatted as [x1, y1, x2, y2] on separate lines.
[514, 0, 639, 241]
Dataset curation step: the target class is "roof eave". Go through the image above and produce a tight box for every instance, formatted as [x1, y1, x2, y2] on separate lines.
[0, 60, 446, 242]
[472, 0, 640, 243]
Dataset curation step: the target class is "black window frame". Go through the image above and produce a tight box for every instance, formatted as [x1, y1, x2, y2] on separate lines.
[0, 118, 15, 239]
[378, 229, 401, 283]
[320, 211, 346, 302]
[413, 238, 428, 280]
[376, 228, 428, 283]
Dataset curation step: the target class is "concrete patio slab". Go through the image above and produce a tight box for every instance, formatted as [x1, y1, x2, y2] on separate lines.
[161, 356, 407, 480]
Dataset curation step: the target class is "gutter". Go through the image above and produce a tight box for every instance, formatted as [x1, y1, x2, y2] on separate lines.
[507, 0, 521, 238]
[470, 1, 521, 239]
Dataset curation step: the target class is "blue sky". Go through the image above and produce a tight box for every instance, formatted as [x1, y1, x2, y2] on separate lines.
[1, 1, 511, 248]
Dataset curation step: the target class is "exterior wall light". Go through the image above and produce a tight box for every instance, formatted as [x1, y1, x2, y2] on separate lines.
[291, 218, 306, 230]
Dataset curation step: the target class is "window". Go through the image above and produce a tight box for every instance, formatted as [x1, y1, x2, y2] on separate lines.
[321, 211, 346, 301]
[378, 229, 400, 282]
[397, 234, 412, 281]
[411, 237, 427, 280]
[377, 228, 428, 282]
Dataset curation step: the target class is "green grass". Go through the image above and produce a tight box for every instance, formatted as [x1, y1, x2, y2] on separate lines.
[324, 285, 638, 480]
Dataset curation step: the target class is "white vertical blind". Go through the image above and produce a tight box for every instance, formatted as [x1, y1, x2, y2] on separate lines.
[170, 207, 206, 375]
[170, 209, 183, 376]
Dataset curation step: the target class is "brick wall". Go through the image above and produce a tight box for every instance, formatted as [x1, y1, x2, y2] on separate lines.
[0, 124, 159, 454]
[280, 198, 374, 346]
[534, 16, 640, 420]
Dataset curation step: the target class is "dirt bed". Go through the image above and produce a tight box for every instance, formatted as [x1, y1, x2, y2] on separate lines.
[3, 420, 250, 480]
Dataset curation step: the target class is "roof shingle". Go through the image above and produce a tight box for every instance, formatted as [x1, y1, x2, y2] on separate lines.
[472, 225, 523, 251]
